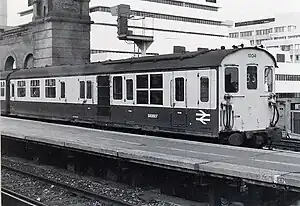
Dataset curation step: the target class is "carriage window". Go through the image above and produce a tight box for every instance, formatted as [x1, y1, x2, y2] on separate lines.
[0, 82, 5, 97]
[30, 80, 40, 97]
[137, 91, 148, 104]
[150, 74, 163, 88]
[150, 74, 163, 105]
[126, 79, 133, 100]
[113, 76, 122, 100]
[264, 67, 273, 92]
[247, 66, 257, 90]
[45, 79, 56, 98]
[137, 75, 148, 89]
[200, 77, 209, 102]
[60, 82, 65, 98]
[225, 67, 239, 93]
[150, 91, 163, 105]
[87, 81, 92, 99]
[175, 77, 184, 101]
[80, 81, 85, 99]
[17, 80, 26, 97]
[11, 83, 14, 97]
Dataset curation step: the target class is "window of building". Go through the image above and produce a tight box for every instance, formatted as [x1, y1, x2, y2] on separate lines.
[247, 66, 257, 90]
[126, 79, 133, 100]
[90, 6, 222, 26]
[264, 67, 273, 92]
[45, 79, 56, 98]
[30, 80, 40, 97]
[87, 81, 92, 99]
[80, 81, 85, 99]
[175, 77, 184, 101]
[276, 54, 285, 62]
[225, 67, 239, 93]
[60, 82, 65, 98]
[296, 55, 300, 61]
[17, 80, 26, 97]
[276, 74, 300, 81]
[113, 76, 122, 100]
[200, 77, 209, 102]
[0, 81, 5, 97]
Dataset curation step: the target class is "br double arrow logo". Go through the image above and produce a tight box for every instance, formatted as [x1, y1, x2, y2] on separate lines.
[196, 110, 211, 125]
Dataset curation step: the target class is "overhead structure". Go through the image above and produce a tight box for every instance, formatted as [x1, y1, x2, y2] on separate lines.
[111, 4, 154, 57]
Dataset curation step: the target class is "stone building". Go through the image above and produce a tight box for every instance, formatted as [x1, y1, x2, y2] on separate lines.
[0, 0, 93, 71]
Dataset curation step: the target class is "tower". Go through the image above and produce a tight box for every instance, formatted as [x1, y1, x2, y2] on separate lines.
[31, 0, 93, 68]
[0, 0, 7, 26]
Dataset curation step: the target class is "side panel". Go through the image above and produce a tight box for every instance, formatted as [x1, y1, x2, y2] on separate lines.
[186, 69, 218, 136]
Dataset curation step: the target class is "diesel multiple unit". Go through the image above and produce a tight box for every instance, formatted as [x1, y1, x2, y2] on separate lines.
[0, 47, 284, 147]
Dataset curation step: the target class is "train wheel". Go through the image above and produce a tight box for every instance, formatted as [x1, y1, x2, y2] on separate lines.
[228, 133, 245, 146]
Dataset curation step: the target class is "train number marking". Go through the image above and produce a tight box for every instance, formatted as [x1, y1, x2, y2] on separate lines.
[196, 110, 211, 125]
[248, 53, 256, 58]
[148, 114, 158, 119]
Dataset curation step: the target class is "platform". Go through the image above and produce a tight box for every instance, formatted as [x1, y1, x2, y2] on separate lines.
[1, 116, 300, 190]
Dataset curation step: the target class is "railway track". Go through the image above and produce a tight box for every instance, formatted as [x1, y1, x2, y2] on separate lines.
[2, 163, 136, 206]
[2, 187, 48, 206]
[272, 138, 300, 152]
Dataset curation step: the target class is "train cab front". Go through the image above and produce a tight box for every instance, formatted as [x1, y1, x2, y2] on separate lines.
[219, 47, 285, 147]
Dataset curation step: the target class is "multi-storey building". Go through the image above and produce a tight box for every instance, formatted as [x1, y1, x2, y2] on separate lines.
[4, 0, 249, 61]
[229, 12, 300, 63]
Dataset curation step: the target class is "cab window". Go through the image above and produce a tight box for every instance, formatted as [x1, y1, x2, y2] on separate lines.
[264, 67, 273, 92]
[247, 66, 257, 90]
[225, 67, 239, 93]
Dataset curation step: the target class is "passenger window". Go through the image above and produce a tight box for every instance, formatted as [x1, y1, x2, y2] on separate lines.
[0, 82, 5, 97]
[126, 79, 133, 100]
[113, 76, 122, 100]
[175, 77, 184, 101]
[150, 74, 163, 88]
[17, 80, 26, 97]
[30, 80, 40, 98]
[45, 79, 56, 98]
[11, 83, 14, 97]
[264, 67, 273, 92]
[137, 75, 148, 89]
[87, 81, 92, 99]
[137, 90, 148, 104]
[247, 66, 257, 90]
[150, 91, 163, 105]
[60, 82, 65, 98]
[200, 77, 209, 102]
[225, 67, 239, 93]
[80, 81, 85, 99]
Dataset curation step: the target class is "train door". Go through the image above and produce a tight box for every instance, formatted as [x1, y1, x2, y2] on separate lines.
[97, 75, 110, 118]
[123, 74, 135, 124]
[172, 71, 187, 128]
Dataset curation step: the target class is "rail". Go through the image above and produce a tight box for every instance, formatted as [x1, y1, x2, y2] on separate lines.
[1, 187, 49, 206]
[2, 164, 136, 206]
[272, 138, 300, 152]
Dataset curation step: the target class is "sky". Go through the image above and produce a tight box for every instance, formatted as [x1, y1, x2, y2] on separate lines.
[4, 0, 300, 26]
[219, 0, 300, 21]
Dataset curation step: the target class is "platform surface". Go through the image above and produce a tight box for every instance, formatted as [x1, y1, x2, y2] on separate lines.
[1, 116, 300, 189]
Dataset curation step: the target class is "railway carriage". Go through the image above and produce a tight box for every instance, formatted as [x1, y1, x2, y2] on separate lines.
[0, 47, 284, 147]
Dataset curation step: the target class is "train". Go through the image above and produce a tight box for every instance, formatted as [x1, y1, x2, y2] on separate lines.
[0, 46, 285, 148]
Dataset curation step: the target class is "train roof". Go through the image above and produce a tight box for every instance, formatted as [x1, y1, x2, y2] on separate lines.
[1, 47, 277, 80]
